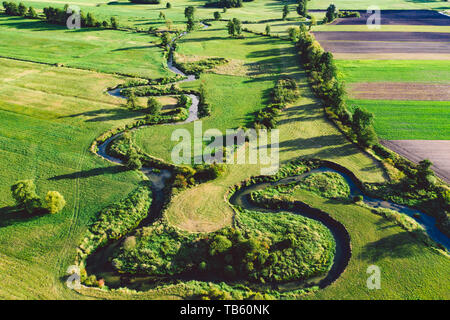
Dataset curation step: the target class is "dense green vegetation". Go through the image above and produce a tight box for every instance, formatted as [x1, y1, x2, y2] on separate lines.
[111, 208, 335, 284]
[77, 186, 152, 268]
[295, 172, 350, 199]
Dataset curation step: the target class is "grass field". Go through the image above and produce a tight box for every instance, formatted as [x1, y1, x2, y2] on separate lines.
[0, 58, 144, 299]
[336, 60, 450, 84]
[0, 15, 169, 78]
[290, 189, 450, 300]
[347, 99, 450, 140]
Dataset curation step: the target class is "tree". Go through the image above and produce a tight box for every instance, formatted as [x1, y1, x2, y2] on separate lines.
[213, 11, 221, 20]
[147, 97, 162, 114]
[86, 12, 96, 27]
[184, 5, 195, 21]
[186, 17, 194, 32]
[165, 18, 172, 30]
[209, 235, 232, 255]
[227, 18, 241, 37]
[10, 180, 42, 213]
[296, 0, 307, 17]
[26, 6, 37, 18]
[282, 4, 289, 20]
[45, 191, 66, 214]
[166, 2, 171, 8]
[126, 149, 142, 170]
[287, 27, 300, 42]
[265, 24, 270, 35]
[416, 159, 434, 188]
[18, 2, 26, 16]
[319, 51, 337, 82]
[325, 4, 338, 23]
[352, 107, 377, 147]
[126, 92, 138, 109]
[160, 32, 171, 46]
[176, 94, 189, 108]
[309, 15, 316, 30]
[110, 16, 118, 29]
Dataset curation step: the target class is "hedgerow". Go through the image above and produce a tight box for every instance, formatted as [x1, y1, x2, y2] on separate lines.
[76, 186, 152, 267]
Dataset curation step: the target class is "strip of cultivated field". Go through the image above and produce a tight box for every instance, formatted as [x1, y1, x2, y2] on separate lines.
[347, 82, 450, 101]
[381, 140, 450, 183]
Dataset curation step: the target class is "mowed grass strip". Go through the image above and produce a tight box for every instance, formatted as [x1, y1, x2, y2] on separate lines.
[347, 99, 450, 140]
[0, 60, 144, 299]
[0, 16, 169, 78]
[336, 60, 450, 84]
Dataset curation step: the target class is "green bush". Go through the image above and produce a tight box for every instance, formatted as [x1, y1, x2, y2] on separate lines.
[147, 97, 162, 115]
[10, 180, 42, 213]
[44, 191, 66, 214]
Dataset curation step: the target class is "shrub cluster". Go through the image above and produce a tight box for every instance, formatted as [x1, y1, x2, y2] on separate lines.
[205, 0, 242, 8]
[198, 82, 211, 117]
[338, 11, 360, 18]
[2, 2, 37, 18]
[111, 209, 334, 284]
[173, 57, 228, 77]
[43, 5, 113, 28]
[254, 77, 300, 129]
[3, 3, 119, 29]
[77, 186, 152, 265]
[10, 180, 66, 214]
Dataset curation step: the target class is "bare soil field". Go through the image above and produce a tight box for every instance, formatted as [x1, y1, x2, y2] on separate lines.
[333, 53, 450, 60]
[318, 40, 450, 54]
[313, 31, 450, 42]
[348, 82, 450, 100]
[328, 10, 450, 26]
[381, 140, 450, 183]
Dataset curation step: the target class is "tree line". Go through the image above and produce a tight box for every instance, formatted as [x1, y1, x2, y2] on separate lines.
[1, 2, 119, 29]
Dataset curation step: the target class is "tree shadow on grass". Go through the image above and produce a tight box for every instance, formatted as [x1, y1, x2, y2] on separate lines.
[111, 45, 156, 52]
[60, 108, 142, 122]
[0, 206, 44, 227]
[49, 165, 126, 181]
[359, 232, 422, 262]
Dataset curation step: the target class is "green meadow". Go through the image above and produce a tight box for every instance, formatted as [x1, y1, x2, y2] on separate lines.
[336, 60, 450, 84]
[0, 58, 148, 299]
[347, 99, 450, 140]
[0, 15, 169, 78]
